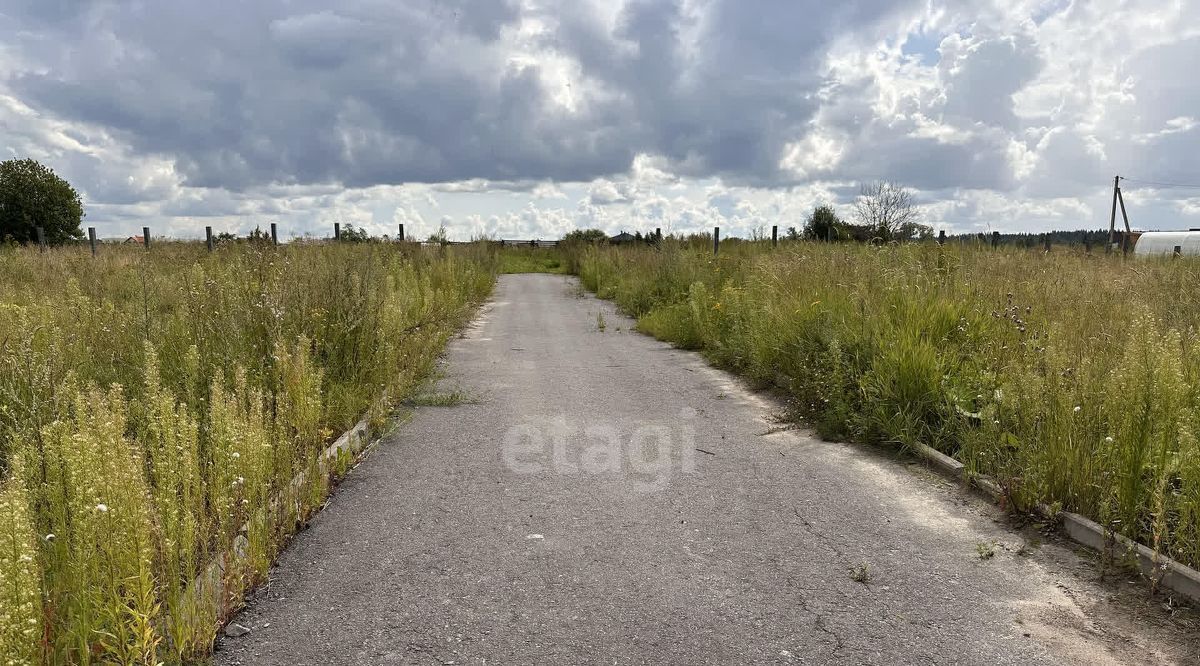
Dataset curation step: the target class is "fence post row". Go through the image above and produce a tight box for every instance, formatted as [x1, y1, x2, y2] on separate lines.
[271, 222, 278, 246]
[206, 226, 214, 252]
[88, 227, 97, 257]
[713, 226, 720, 255]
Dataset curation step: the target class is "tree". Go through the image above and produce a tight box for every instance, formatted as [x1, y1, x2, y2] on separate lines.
[853, 181, 926, 242]
[0, 159, 84, 245]
[339, 224, 373, 243]
[562, 228, 608, 245]
[803, 205, 842, 241]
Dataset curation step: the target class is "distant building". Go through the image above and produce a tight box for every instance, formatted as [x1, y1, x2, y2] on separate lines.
[123, 236, 145, 245]
[610, 232, 636, 244]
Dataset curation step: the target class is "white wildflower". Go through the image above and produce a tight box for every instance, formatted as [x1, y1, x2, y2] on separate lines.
[95, 503, 108, 513]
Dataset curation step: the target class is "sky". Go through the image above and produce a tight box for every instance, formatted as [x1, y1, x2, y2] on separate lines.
[2, 0, 1200, 241]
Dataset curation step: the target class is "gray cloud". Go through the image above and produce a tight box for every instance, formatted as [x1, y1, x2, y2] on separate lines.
[2, 0, 1199, 239]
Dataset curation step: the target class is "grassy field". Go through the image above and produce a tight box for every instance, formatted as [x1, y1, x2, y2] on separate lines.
[571, 238, 1200, 573]
[497, 246, 568, 274]
[0, 241, 495, 664]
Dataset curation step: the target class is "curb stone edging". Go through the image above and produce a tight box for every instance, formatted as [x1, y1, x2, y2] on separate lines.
[910, 440, 1200, 606]
[622, 288, 1200, 607]
[184, 416, 374, 648]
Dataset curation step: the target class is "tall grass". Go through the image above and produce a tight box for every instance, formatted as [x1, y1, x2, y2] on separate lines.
[0, 241, 495, 664]
[574, 239, 1200, 571]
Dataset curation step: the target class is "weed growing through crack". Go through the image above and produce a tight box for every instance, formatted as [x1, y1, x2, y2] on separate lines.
[596, 311, 607, 332]
[976, 542, 997, 560]
[409, 390, 475, 407]
[849, 563, 871, 584]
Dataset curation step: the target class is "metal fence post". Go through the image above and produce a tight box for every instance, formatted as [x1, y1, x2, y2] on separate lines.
[772, 225, 778, 247]
[398, 224, 405, 242]
[713, 226, 720, 255]
[88, 227, 97, 257]
[206, 226, 214, 252]
[271, 222, 278, 246]
[938, 229, 946, 245]
[334, 222, 341, 241]
[992, 231, 1000, 249]
[143, 226, 151, 250]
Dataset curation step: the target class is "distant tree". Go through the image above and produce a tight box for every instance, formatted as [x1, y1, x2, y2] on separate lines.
[340, 224, 372, 243]
[854, 181, 925, 242]
[803, 205, 842, 241]
[0, 158, 84, 245]
[785, 226, 801, 241]
[215, 231, 237, 243]
[561, 228, 609, 245]
[246, 226, 271, 243]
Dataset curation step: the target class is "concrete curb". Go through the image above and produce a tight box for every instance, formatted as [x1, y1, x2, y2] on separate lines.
[909, 440, 1200, 606]
[183, 416, 374, 645]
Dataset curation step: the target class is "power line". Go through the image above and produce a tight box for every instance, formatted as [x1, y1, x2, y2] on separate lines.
[1121, 177, 1200, 190]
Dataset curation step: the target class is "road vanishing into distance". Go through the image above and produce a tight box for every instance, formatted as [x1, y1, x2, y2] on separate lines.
[216, 275, 1199, 665]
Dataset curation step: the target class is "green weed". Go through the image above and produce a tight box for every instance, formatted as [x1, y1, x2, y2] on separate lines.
[567, 239, 1200, 573]
[0, 241, 496, 663]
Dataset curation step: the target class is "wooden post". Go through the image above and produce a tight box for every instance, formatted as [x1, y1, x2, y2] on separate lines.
[772, 225, 778, 247]
[992, 231, 1000, 249]
[271, 222, 278, 246]
[655, 227, 661, 241]
[88, 227, 97, 257]
[334, 222, 341, 241]
[398, 224, 405, 242]
[206, 226, 214, 252]
[713, 226, 720, 255]
[36, 226, 45, 252]
[937, 229, 946, 245]
[142, 226, 151, 250]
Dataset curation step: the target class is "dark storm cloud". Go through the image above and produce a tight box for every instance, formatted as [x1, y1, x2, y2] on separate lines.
[3, 0, 921, 192]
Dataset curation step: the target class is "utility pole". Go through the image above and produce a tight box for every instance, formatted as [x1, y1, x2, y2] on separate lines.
[1107, 175, 1131, 254]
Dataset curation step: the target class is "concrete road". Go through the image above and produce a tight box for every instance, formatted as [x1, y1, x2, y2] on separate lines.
[215, 274, 1199, 665]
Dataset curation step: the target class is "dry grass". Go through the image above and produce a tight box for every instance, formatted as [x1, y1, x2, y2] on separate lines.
[0, 240, 495, 664]
[575, 238, 1200, 572]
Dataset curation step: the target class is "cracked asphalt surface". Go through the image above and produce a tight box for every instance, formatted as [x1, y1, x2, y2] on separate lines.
[215, 274, 1200, 665]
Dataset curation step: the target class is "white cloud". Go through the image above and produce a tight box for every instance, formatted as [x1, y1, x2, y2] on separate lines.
[1, 0, 1198, 239]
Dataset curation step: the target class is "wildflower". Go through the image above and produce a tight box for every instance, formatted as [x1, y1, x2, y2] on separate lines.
[1105, 436, 1114, 443]
[1073, 406, 1081, 413]
[44, 533, 55, 542]
[232, 452, 241, 459]
[95, 503, 108, 513]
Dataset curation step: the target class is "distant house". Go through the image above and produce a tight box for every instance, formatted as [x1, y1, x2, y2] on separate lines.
[123, 236, 145, 246]
[610, 232, 636, 244]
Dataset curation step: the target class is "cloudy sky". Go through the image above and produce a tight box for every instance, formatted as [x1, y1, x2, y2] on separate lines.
[2, 0, 1199, 240]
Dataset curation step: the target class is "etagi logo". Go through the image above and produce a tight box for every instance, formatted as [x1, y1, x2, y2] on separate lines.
[501, 407, 700, 492]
